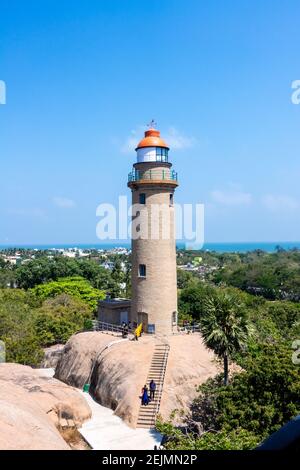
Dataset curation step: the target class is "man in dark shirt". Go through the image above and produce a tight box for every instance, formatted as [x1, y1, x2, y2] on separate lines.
[149, 379, 156, 401]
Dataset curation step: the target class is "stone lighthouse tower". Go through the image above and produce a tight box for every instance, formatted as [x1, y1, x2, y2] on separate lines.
[128, 125, 178, 336]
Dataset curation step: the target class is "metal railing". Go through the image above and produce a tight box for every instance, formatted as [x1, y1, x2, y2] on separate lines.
[150, 338, 170, 426]
[177, 324, 201, 333]
[92, 320, 133, 335]
[153, 342, 170, 425]
[128, 168, 178, 183]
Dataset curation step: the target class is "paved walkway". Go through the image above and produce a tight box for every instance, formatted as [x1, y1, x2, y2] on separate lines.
[37, 368, 162, 450]
[78, 391, 162, 450]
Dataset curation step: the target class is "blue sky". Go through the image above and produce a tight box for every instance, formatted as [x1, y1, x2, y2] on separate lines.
[1, 0, 300, 244]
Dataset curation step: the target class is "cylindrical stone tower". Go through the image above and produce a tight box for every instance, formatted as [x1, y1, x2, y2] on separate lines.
[128, 126, 179, 336]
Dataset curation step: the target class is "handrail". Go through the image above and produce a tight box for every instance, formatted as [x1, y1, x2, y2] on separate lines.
[177, 325, 201, 333]
[92, 320, 134, 335]
[150, 339, 170, 426]
[86, 337, 128, 387]
[128, 169, 178, 183]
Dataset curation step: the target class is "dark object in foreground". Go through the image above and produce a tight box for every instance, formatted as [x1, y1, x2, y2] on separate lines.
[257, 415, 300, 451]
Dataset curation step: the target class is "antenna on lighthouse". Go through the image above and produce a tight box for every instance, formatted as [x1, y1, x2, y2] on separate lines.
[147, 119, 157, 129]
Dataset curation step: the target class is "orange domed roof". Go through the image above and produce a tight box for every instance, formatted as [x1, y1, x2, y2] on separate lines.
[135, 128, 169, 150]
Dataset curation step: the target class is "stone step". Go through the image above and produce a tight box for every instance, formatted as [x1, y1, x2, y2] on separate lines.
[138, 406, 157, 410]
[139, 402, 158, 408]
[137, 424, 154, 427]
[136, 344, 170, 428]
[140, 401, 156, 410]
[137, 418, 155, 424]
[136, 423, 154, 429]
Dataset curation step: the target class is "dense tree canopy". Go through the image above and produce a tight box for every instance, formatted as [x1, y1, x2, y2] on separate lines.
[0, 289, 44, 365]
[34, 294, 93, 346]
[31, 276, 105, 311]
[158, 343, 300, 450]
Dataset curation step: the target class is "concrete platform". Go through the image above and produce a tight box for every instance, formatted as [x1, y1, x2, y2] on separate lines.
[78, 391, 162, 450]
[36, 367, 162, 450]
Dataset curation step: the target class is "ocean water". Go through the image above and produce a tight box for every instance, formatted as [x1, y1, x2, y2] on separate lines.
[1, 241, 300, 253]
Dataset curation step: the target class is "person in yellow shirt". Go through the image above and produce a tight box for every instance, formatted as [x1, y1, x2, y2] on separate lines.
[134, 323, 143, 341]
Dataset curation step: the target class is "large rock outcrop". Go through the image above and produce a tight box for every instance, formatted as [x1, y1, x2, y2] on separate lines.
[0, 363, 91, 450]
[42, 344, 64, 368]
[55, 331, 220, 427]
[55, 332, 117, 388]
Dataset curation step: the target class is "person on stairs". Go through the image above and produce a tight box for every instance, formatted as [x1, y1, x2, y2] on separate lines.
[149, 380, 156, 401]
[141, 384, 149, 406]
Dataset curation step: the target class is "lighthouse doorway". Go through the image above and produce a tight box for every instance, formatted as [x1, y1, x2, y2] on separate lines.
[137, 312, 148, 333]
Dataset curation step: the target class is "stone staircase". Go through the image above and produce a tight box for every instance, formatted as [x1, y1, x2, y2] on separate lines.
[136, 341, 170, 429]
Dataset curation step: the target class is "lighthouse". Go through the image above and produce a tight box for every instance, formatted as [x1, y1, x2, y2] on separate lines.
[128, 124, 179, 336]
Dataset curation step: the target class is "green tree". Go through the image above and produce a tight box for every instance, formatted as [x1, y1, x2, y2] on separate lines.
[34, 294, 93, 345]
[200, 290, 252, 385]
[31, 276, 105, 311]
[0, 289, 44, 366]
[177, 269, 195, 289]
[193, 344, 300, 438]
[156, 418, 259, 450]
[178, 282, 214, 320]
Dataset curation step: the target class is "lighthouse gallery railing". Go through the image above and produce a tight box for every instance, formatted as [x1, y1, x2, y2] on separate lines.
[128, 168, 178, 183]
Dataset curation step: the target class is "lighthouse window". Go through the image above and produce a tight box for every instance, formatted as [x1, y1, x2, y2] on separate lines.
[156, 147, 168, 162]
[139, 264, 146, 277]
[170, 194, 173, 205]
[139, 193, 146, 204]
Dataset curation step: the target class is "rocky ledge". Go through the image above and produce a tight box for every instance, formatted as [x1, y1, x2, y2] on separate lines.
[55, 331, 221, 427]
[0, 363, 91, 450]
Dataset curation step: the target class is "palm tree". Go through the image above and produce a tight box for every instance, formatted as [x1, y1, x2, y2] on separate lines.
[200, 290, 252, 385]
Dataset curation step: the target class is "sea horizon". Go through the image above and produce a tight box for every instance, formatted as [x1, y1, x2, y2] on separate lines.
[1, 241, 300, 253]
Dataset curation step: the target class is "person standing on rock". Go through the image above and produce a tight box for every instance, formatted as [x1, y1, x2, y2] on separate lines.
[149, 380, 156, 401]
[141, 384, 149, 406]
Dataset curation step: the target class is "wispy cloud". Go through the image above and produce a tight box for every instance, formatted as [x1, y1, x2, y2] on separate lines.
[262, 194, 299, 212]
[210, 187, 252, 206]
[164, 127, 196, 150]
[121, 126, 145, 154]
[120, 125, 196, 154]
[53, 197, 76, 209]
[7, 208, 46, 219]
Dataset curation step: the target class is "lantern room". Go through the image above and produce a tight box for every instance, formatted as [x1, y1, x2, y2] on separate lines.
[135, 128, 169, 163]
